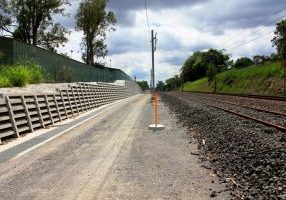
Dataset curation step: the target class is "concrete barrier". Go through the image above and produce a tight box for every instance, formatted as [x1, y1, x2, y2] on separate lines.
[0, 81, 142, 143]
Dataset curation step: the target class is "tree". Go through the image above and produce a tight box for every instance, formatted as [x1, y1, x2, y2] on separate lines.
[156, 81, 165, 91]
[0, 0, 70, 51]
[75, 0, 116, 65]
[269, 53, 280, 61]
[180, 49, 230, 83]
[136, 80, 149, 91]
[272, 20, 286, 59]
[234, 57, 254, 68]
[164, 75, 181, 91]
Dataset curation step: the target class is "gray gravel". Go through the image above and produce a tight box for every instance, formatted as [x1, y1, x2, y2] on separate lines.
[162, 92, 286, 200]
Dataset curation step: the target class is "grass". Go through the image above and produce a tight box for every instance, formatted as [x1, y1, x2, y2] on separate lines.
[183, 78, 211, 92]
[0, 62, 45, 87]
[183, 62, 285, 96]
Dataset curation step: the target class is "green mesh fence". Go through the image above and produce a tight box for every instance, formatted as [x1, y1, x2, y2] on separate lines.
[0, 37, 131, 83]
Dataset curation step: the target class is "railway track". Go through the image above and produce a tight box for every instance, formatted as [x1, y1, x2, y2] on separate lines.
[181, 93, 286, 132]
[187, 91, 286, 102]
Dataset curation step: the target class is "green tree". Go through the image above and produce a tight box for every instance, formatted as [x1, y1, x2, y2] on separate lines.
[272, 20, 286, 59]
[156, 81, 165, 91]
[234, 57, 254, 68]
[181, 49, 230, 83]
[206, 63, 217, 92]
[164, 75, 181, 91]
[136, 80, 149, 91]
[0, 0, 70, 51]
[269, 53, 280, 61]
[75, 0, 116, 65]
[181, 51, 206, 82]
[205, 49, 230, 72]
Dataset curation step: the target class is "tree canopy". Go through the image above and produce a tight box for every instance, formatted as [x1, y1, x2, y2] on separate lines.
[156, 81, 165, 91]
[75, 0, 116, 65]
[0, 0, 70, 51]
[234, 57, 254, 69]
[136, 80, 149, 91]
[180, 49, 230, 82]
[272, 19, 286, 59]
[163, 75, 181, 91]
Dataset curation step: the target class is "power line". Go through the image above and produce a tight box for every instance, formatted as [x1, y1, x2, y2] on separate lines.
[224, 6, 286, 47]
[144, 0, 150, 34]
[225, 13, 286, 49]
[228, 29, 275, 51]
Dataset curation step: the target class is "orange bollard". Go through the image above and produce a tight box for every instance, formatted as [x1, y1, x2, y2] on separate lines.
[149, 92, 165, 130]
[154, 92, 158, 127]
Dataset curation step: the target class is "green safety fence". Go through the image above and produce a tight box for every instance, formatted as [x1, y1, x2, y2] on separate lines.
[0, 37, 131, 83]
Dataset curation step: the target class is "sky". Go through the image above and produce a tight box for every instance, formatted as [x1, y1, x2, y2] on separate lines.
[56, 0, 286, 82]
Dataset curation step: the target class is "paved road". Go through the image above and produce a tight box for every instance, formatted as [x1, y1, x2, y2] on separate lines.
[0, 94, 229, 200]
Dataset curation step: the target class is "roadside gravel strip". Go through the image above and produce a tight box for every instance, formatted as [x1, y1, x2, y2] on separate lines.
[161, 92, 286, 200]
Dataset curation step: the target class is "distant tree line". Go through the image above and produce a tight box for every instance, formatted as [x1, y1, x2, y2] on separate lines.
[136, 80, 149, 91]
[0, 0, 115, 66]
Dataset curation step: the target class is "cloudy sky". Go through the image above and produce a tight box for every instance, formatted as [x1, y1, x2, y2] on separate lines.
[57, 0, 286, 82]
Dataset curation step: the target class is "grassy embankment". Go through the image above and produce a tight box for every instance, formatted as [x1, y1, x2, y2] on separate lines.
[183, 62, 285, 96]
[0, 62, 44, 87]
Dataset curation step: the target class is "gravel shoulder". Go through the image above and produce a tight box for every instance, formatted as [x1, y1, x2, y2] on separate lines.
[0, 94, 229, 200]
[162, 92, 286, 200]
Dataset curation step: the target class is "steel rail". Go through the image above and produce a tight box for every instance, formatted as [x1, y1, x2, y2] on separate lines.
[209, 103, 286, 133]
[196, 95, 286, 117]
[187, 96, 286, 133]
[186, 91, 286, 102]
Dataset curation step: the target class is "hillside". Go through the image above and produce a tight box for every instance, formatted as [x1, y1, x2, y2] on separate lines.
[183, 62, 285, 96]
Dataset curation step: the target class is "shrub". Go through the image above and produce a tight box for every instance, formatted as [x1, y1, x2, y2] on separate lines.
[0, 76, 10, 87]
[14, 58, 44, 83]
[1, 66, 31, 86]
[0, 60, 45, 87]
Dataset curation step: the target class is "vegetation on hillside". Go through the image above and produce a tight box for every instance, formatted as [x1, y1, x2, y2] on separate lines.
[183, 62, 284, 96]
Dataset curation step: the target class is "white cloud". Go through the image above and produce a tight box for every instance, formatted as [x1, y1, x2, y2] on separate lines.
[56, 0, 280, 83]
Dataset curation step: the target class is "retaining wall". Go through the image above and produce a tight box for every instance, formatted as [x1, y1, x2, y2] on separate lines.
[0, 81, 141, 143]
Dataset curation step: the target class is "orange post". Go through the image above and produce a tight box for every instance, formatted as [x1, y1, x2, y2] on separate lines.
[154, 92, 158, 127]
[149, 92, 165, 130]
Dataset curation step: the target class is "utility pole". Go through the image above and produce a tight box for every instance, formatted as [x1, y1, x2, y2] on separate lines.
[283, 59, 286, 96]
[150, 68, 152, 89]
[148, 30, 165, 131]
[151, 30, 157, 90]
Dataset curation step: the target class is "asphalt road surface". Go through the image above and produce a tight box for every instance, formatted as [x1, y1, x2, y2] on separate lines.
[0, 94, 229, 200]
